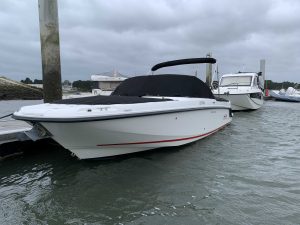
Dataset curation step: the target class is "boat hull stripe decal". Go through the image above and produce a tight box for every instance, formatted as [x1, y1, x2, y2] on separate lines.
[97, 123, 229, 147]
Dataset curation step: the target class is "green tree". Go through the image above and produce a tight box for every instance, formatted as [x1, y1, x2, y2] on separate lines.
[72, 80, 93, 92]
[62, 80, 71, 86]
[33, 79, 43, 84]
[21, 77, 33, 84]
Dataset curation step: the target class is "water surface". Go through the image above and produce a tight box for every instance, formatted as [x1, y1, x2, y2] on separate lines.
[0, 100, 300, 225]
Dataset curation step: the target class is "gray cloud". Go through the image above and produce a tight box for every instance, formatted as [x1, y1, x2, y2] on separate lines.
[0, 0, 299, 82]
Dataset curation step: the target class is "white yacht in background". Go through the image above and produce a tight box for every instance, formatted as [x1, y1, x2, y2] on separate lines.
[213, 72, 264, 111]
[13, 58, 232, 159]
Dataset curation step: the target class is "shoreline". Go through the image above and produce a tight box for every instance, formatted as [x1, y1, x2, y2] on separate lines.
[0, 77, 43, 100]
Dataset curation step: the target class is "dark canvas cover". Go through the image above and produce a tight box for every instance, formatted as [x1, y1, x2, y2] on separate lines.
[112, 74, 215, 99]
[54, 95, 171, 105]
[54, 74, 215, 105]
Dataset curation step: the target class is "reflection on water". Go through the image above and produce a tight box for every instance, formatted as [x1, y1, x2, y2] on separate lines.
[0, 101, 300, 224]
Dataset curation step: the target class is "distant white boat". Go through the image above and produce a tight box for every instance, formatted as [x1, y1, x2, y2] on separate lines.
[213, 72, 264, 111]
[270, 87, 300, 102]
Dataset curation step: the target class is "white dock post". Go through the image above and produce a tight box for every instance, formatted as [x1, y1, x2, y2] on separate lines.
[38, 0, 62, 103]
[260, 59, 266, 89]
[206, 53, 212, 87]
[260, 59, 266, 80]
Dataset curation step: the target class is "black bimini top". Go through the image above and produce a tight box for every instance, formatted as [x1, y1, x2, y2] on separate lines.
[151, 58, 216, 71]
[54, 74, 215, 105]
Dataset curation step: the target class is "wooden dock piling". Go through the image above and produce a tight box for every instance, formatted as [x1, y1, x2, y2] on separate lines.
[38, 0, 62, 103]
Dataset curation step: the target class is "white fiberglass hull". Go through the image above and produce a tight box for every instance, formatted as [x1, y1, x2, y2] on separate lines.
[270, 90, 300, 102]
[13, 96, 232, 159]
[39, 108, 231, 159]
[215, 94, 263, 111]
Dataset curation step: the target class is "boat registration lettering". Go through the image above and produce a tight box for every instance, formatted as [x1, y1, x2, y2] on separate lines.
[96, 107, 110, 111]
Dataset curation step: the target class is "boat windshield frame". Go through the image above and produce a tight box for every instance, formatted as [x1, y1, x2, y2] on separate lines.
[219, 76, 253, 87]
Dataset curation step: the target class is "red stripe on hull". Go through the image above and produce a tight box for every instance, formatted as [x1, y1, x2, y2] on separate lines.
[97, 123, 229, 147]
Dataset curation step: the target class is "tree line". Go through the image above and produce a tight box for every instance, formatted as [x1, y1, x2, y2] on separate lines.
[20, 77, 95, 92]
[21, 77, 72, 86]
[21, 77, 43, 84]
[72, 80, 96, 92]
[265, 80, 298, 90]
[20, 77, 298, 92]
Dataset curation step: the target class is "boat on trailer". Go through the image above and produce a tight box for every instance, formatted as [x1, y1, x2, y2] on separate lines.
[213, 72, 264, 111]
[13, 58, 232, 159]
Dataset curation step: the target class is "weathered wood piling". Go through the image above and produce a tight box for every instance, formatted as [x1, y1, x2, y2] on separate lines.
[38, 0, 62, 102]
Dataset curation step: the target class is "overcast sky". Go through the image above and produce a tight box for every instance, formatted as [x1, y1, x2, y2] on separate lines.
[0, 0, 299, 82]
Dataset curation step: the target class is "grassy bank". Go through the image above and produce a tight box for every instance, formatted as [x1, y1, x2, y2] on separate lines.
[0, 77, 43, 100]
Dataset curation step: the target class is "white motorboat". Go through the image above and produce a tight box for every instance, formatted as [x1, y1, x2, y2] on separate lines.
[13, 58, 232, 159]
[213, 72, 264, 111]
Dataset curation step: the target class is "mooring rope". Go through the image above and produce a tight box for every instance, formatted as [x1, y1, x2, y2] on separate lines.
[0, 113, 13, 120]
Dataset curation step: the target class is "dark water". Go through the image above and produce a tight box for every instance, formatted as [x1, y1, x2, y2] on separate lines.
[0, 101, 300, 225]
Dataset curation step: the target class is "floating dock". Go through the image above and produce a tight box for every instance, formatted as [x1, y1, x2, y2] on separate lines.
[0, 128, 31, 144]
[0, 118, 32, 159]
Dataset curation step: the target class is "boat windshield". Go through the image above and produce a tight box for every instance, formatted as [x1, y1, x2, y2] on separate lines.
[220, 76, 252, 87]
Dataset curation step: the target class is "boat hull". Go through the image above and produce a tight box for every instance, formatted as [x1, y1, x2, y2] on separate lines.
[270, 91, 300, 102]
[215, 94, 263, 111]
[40, 108, 231, 159]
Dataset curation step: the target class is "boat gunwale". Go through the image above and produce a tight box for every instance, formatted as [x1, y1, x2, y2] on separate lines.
[12, 105, 231, 123]
[214, 91, 263, 95]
